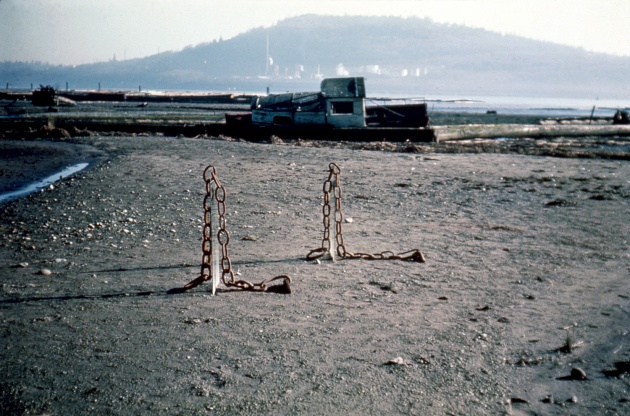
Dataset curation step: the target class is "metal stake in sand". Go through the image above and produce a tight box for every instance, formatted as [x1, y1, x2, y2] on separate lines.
[211, 241, 220, 295]
[326, 174, 338, 262]
[210, 184, 220, 295]
[306, 162, 427, 263]
[182, 165, 292, 294]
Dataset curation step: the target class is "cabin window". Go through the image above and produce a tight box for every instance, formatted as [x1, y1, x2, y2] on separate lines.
[331, 101, 354, 114]
[273, 116, 292, 126]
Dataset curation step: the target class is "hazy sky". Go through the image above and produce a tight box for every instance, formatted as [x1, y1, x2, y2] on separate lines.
[1, 0, 629, 65]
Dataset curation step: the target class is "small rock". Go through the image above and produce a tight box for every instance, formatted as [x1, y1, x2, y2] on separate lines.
[17, 262, 29, 268]
[37, 269, 52, 276]
[545, 198, 578, 207]
[385, 357, 406, 366]
[344, 217, 354, 223]
[542, 394, 554, 404]
[510, 397, 529, 404]
[571, 367, 588, 380]
[568, 395, 578, 403]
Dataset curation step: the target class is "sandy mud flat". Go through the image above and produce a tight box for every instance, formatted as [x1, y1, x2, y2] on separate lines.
[0, 134, 629, 415]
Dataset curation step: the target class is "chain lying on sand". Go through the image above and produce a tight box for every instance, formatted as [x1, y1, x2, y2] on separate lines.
[183, 165, 291, 294]
[306, 162, 426, 263]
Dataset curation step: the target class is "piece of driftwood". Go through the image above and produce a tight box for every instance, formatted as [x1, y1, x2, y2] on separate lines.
[434, 124, 630, 142]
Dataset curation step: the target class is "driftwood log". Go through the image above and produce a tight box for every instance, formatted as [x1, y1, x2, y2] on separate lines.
[433, 123, 630, 142]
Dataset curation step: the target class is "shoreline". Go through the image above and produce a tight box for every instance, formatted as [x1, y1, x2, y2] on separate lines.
[1, 127, 629, 205]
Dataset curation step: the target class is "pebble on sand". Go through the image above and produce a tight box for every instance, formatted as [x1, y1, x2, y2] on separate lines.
[385, 357, 407, 366]
[571, 367, 588, 380]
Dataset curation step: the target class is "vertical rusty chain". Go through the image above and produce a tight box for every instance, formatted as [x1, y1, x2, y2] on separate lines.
[183, 165, 292, 293]
[306, 162, 426, 263]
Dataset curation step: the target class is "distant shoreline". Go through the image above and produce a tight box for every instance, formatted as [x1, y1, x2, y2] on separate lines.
[1, 101, 628, 204]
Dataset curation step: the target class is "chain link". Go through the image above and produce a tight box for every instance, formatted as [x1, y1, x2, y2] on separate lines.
[183, 165, 292, 293]
[306, 162, 426, 263]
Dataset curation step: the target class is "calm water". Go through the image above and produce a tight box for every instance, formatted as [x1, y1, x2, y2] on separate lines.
[367, 94, 630, 118]
[0, 163, 89, 204]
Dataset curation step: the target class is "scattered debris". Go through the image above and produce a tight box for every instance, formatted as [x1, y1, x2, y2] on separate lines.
[542, 394, 555, 404]
[385, 357, 407, 366]
[556, 331, 583, 354]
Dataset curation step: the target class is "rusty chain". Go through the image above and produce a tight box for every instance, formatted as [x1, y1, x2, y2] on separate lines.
[306, 162, 426, 263]
[183, 165, 292, 294]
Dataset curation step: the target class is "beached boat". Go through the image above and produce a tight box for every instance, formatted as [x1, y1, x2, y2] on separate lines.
[225, 77, 435, 142]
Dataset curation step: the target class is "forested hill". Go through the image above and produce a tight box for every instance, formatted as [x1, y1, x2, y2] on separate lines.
[2, 15, 629, 98]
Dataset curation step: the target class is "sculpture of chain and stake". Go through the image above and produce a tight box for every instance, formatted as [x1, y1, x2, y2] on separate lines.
[183, 165, 292, 294]
[306, 162, 426, 263]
